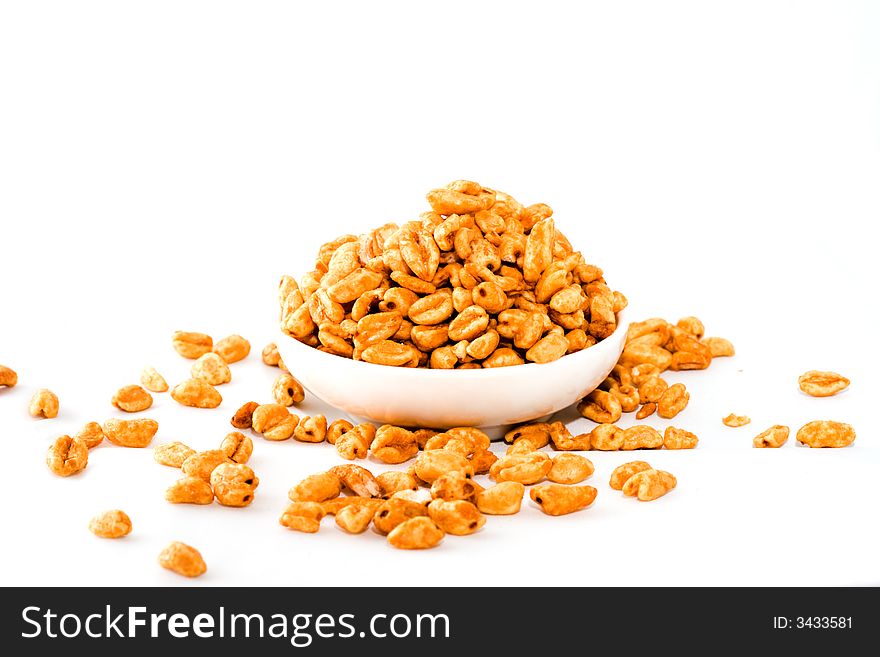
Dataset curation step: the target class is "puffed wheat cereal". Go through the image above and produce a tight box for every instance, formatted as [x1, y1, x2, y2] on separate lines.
[153, 441, 196, 467]
[170, 378, 222, 408]
[172, 332, 213, 359]
[722, 414, 750, 428]
[46, 435, 88, 476]
[753, 425, 790, 448]
[621, 469, 677, 501]
[140, 366, 168, 393]
[88, 510, 132, 538]
[214, 334, 250, 363]
[530, 484, 597, 516]
[387, 516, 444, 550]
[547, 454, 595, 484]
[111, 384, 153, 412]
[102, 418, 158, 448]
[191, 353, 232, 386]
[798, 371, 850, 397]
[796, 421, 855, 448]
[158, 542, 206, 577]
[609, 461, 652, 490]
[165, 477, 214, 505]
[220, 431, 253, 464]
[29, 389, 59, 419]
[75, 422, 106, 449]
[272, 373, 305, 406]
[0, 365, 17, 387]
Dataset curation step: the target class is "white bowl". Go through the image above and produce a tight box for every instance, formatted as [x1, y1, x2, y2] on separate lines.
[277, 309, 629, 438]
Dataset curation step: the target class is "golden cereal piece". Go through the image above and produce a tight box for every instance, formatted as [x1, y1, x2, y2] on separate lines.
[214, 334, 250, 363]
[428, 499, 485, 535]
[272, 373, 305, 406]
[377, 471, 420, 497]
[230, 401, 259, 429]
[158, 542, 206, 578]
[547, 454, 595, 484]
[796, 421, 855, 448]
[622, 469, 676, 501]
[701, 337, 735, 357]
[165, 476, 214, 505]
[335, 422, 376, 459]
[172, 331, 213, 359]
[140, 366, 168, 393]
[621, 425, 663, 451]
[370, 425, 418, 464]
[590, 424, 623, 451]
[635, 403, 657, 420]
[328, 463, 382, 498]
[577, 389, 622, 424]
[289, 472, 342, 503]
[469, 449, 498, 475]
[430, 470, 482, 503]
[191, 353, 231, 386]
[74, 422, 106, 449]
[102, 418, 159, 448]
[262, 342, 282, 367]
[798, 371, 850, 397]
[252, 403, 299, 441]
[722, 414, 751, 428]
[293, 415, 327, 444]
[170, 378, 222, 409]
[609, 461, 652, 490]
[753, 425, 790, 448]
[676, 316, 705, 338]
[220, 431, 253, 464]
[279, 501, 325, 533]
[88, 510, 132, 538]
[29, 389, 59, 419]
[210, 463, 259, 507]
[387, 516, 444, 550]
[111, 384, 153, 412]
[526, 333, 569, 364]
[414, 450, 474, 483]
[0, 364, 17, 387]
[475, 482, 525, 515]
[657, 383, 689, 419]
[181, 450, 231, 481]
[489, 452, 551, 485]
[663, 426, 699, 450]
[638, 376, 668, 403]
[153, 441, 196, 467]
[336, 503, 377, 534]
[46, 435, 88, 477]
[530, 484, 597, 516]
[326, 419, 354, 445]
[373, 497, 429, 535]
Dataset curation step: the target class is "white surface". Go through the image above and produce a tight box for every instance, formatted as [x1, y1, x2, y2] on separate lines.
[275, 311, 628, 435]
[1, 0, 878, 587]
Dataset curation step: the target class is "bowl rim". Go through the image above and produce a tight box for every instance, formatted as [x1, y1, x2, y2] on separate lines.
[278, 308, 629, 380]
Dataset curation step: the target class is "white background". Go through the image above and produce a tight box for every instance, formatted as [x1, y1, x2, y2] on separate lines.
[1, 0, 878, 586]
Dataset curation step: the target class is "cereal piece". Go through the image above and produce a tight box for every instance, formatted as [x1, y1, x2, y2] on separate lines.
[172, 331, 213, 359]
[88, 510, 132, 538]
[328, 464, 382, 497]
[0, 365, 17, 387]
[153, 441, 196, 467]
[610, 384, 640, 413]
[158, 542, 206, 577]
[547, 454, 595, 484]
[335, 422, 376, 459]
[220, 431, 253, 464]
[635, 403, 657, 420]
[590, 424, 624, 451]
[214, 334, 250, 363]
[46, 435, 88, 476]
[796, 421, 856, 448]
[370, 425, 418, 464]
[427, 499, 485, 535]
[326, 419, 354, 445]
[414, 450, 474, 483]
[261, 342, 281, 366]
[637, 377, 668, 403]
[165, 476, 214, 505]
[272, 373, 305, 406]
[377, 471, 420, 497]
[577, 389, 622, 424]
[621, 425, 664, 451]
[361, 340, 420, 367]
[798, 371, 850, 397]
[191, 353, 232, 386]
[181, 449, 231, 481]
[230, 401, 259, 429]
[293, 415, 328, 443]
[526, 333, 569, 364]
[387, 516, 444, 550]
[753, 425, 790, 448]
[251, 403, 299, 441]
[676, 316, 705, 338]
[469, 449, 498, 475]
[373, 497, 429, 534]
[289, 472, 343, 503]
[722, 414, 751, 428]
[29, 389, 59, 419]
[489, 452, 552, 485]
[430, 470, 482, 502]
[621, 469, 676, 501]
[657, 383, 689, 419]
[336, 503, 377, 534]
[530, 484, 597, 516]
[210, 463, 259, 507]
[475, 482, 525, 515]
[320, 496, 382, 516]
[701, 337, 735, 357]
[505, 422, 552, 446]
[140, 366, 168, 393]
[170, 378, 222, 409]
[392, 488, 433, 505]
[663, 426, 699, 450]
[111, 384, 153, 412]
[102, 418, 158, 448]
[74, 422, 106, 449]
[609, 461, 652, 490]
[279, 501, 325, 533]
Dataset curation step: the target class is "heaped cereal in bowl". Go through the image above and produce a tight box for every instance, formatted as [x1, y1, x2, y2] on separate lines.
[278, 181, 627, 369]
